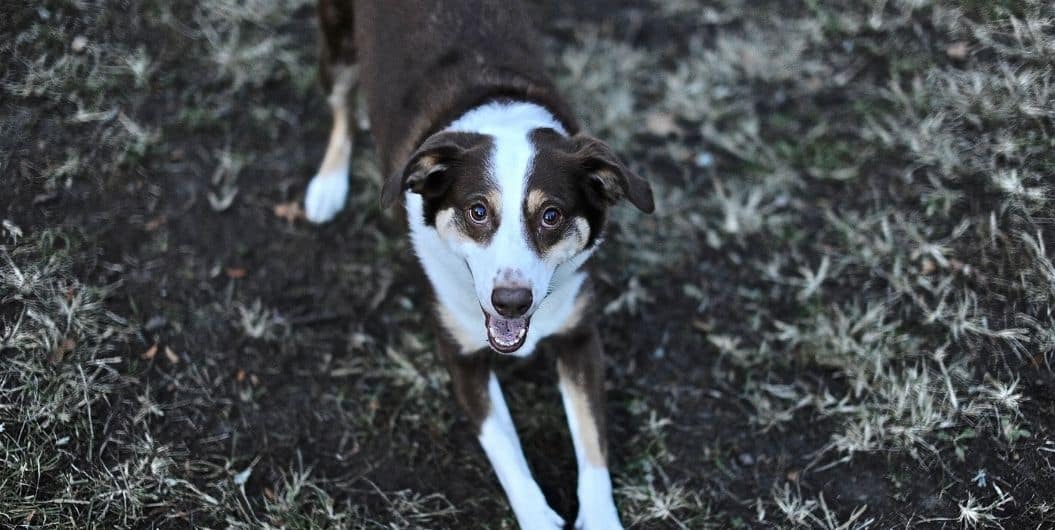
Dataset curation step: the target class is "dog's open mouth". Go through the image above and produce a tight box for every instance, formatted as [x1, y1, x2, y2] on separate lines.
[485, 313, 530, 354]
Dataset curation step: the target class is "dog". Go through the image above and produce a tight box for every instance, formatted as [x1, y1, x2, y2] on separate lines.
[305, 1, 654, 528]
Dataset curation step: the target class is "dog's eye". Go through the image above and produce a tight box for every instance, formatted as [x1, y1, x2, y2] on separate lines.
[467, 203, 488, 223]
[541, 207, 563, 228]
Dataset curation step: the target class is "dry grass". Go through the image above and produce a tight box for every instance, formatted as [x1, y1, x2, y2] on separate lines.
[3, 0, 1054, 527]
[556, 0, 1054, 524]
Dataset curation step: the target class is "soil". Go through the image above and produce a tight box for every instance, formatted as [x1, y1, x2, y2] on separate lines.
[4, 0, 1053, 527]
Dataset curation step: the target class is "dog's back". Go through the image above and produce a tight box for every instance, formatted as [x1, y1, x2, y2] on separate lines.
[347, 0, 579, 179]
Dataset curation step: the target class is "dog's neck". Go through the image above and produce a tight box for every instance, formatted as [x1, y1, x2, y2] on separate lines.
[406, 101, 593, 356]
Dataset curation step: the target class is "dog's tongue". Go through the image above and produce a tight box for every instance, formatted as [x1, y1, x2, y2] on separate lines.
[487, 316, 528, 348]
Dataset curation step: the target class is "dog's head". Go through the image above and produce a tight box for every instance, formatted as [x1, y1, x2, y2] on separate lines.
[382, 123, 653, 355]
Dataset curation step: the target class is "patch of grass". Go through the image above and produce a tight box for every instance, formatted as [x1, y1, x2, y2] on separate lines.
[554, 0, 1055, 524]
[3, 0, 1054, 527]
[1, 231, 134, 526]
[770, 483, 873, 529]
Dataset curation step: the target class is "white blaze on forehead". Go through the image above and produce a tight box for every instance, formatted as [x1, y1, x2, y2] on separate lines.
[446, 102, 568, 311]
[405, 102, 597, 357]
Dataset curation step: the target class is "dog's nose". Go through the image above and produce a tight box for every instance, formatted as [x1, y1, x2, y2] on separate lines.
[491, 287, 533, 317]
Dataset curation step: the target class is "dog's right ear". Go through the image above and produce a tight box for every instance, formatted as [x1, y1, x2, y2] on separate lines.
[380, 132, 489, 208]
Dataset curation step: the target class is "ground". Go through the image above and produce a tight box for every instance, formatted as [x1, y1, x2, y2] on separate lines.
[2, 0, 1055, 528]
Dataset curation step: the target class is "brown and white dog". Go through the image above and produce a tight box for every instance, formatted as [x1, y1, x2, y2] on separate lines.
[305, 1, 654, 528]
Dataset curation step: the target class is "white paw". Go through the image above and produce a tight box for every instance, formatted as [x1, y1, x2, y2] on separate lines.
[515, 503, 564, 530]
[304, 169, 349, 224]
[575, 502, 623, 530]
[576, 468, 623, 529]
[510, 488, 564, 530]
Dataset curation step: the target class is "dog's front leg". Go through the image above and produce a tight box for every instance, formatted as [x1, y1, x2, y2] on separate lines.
[555, 326, 623, 530]
[304, 65, 356, 223]
[445, 350, 564, 529]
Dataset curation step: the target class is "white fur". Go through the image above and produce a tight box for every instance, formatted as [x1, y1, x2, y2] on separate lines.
[306, 66, 356, 224]
[561, 384, 623, 529]
[479, 373, 564, 529]
[406, 101, 595, 357]
[444, 101, 567, 313]
[305, 168, 349, 223]
[574, 468, 621, 530]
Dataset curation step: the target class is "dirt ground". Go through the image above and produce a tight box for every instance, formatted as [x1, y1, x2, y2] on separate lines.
[3, 0, 1055, 528]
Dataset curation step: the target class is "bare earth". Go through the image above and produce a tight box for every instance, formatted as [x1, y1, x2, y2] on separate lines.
[3, 0, 1054, 528]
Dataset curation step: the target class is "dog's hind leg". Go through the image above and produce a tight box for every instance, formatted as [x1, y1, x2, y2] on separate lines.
[306, 0, 357, 223]
[555, 326, 624, 530]
[444, 348, 564, 529]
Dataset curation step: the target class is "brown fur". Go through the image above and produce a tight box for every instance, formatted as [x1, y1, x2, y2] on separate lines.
[554, 324, 609, 465]
[437, 333, 492, 429]
[317, 0, 357, 89]
[323, 0, 581, 200]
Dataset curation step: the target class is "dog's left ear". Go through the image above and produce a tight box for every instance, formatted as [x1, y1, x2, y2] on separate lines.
[571, 134, 654, 213]
[380, 132, 487, 208]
